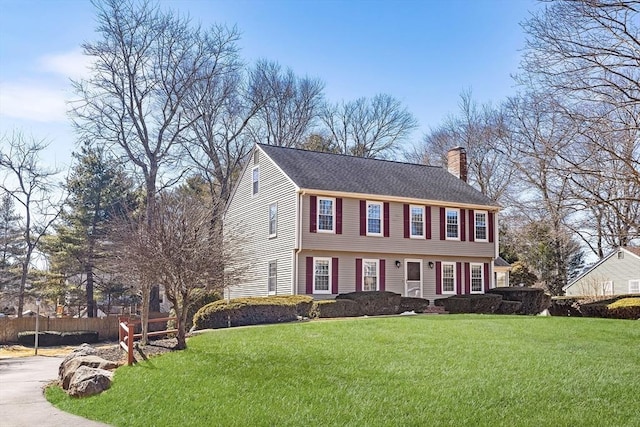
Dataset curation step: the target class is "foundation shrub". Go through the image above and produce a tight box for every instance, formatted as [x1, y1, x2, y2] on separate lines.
[398, 297, 430, 313]
[438, 294, 502, 314]
[335, 291, 402, 315]
[549, 297, 582, 317]
[192, 296, 306, 330]
[580, 297, 640, 319]
[487, 287, 551, 315]
[495, 300, 523, 315]
[16, 330, 99, 346]
[312, 300, 362, 318]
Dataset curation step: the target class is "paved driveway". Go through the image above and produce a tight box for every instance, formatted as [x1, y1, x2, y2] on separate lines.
[0, 356, 110, 427]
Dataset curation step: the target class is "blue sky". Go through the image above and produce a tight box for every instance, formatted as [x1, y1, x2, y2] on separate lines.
[0, 0, 539, 169]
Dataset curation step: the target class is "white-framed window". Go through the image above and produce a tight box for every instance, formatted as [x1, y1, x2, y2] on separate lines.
[442, 262, 456, 294]
[629, 279, 640, 294]
[446, 208, 459, 240]
[474, 211, 488, 242]
[268, 261, 277, 295]
[317, 197, 335, 233]
[367, 201, 383, 236]
[313, 257, 332, 294]
[363, 259, 379, 291]
[471, 263, 484, 293]
[268, 202, 277, 238]
[410, 205, 424, 238]
[252, 166, 259, 196]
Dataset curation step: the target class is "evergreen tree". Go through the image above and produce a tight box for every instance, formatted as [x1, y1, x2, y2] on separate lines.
[45, 142, 134, 317]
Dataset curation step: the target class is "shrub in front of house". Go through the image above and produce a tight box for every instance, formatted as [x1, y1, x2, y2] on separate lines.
[495, 300, 523, 315]
[398, 297, 430, 313]
[335, 291, 402, 316]
[549, 297, 583, 317]
[487, 287, 550, 315]
[312, 300, 363, 318]
[192, 296, 312, 330]
[17, 330, 99, 346]
[580, 296, 640, 319]
[185, 290, 221, 331]
[267, 295, 314, 318]
[436, 294, 502, 314]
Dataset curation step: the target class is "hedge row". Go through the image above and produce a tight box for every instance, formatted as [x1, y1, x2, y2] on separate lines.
[192, 293, 431, 330]
[580, 297, 640, 320]
[17, 331, 99, 347]
[435, 287, 550, 315]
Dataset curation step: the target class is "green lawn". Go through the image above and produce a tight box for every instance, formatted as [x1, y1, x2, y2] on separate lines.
[47, 315, 640, 426]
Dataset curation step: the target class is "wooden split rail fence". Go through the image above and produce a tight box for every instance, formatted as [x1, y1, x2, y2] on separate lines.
[118, 316, 177, 365]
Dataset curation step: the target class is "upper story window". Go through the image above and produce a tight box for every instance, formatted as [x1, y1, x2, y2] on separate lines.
[367, 201, 383, 236]
[252, 166, 259, 196]
[269, 202, 277, 238]
[442, 262, 456, 294]
[363, 259, 379, 291]
[313, 257, 331, 294]
[317, 197, 335, 233]
[268, 261, 277, 295]
[475, 211, 488, 242]
[629, 279, 640, 293]
[446, 208, 459, 240]
[410, 205, 424, 238]
[471, 263, 484, 293]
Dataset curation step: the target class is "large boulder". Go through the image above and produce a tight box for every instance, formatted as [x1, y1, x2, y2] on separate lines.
[60, 355, 120, 390]
[58, 343, 98, 380]
[67, 366, 114, 398]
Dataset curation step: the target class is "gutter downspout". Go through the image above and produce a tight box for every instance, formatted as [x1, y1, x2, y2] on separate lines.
[293, 190, 304, 295]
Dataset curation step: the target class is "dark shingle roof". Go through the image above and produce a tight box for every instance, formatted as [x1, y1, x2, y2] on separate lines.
[258, 144, 498, 207]
[494, 256, 511, 267]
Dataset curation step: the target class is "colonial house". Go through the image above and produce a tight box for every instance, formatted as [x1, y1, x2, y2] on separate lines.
[223, 144, 502, 302]
[563, 247, 640, 297]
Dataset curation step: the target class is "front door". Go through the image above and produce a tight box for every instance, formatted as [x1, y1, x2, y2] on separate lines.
[404, 259, 422, 297]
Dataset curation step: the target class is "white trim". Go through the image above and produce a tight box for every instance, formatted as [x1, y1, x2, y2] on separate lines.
[316, 197, 336, 234]
[445, 208, 460, 241]
[409, 205, 425, 239]
[404, 259, 423, 298]
[629, 279, 640, 294]
[474, 210, 488, 242]
[362, 259, 380, 291]
[313, 257, 332, 294]
[442, 262, 456, 294]
[268, 202, 277, 238]
[470, 263, 484, 294]
[366, 201, 384, 237]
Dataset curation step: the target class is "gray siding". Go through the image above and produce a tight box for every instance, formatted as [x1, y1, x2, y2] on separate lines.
[301, 195, 496, 258]
[565, 252, 640, 296]
[297, 250, 494, 304]
[224, 149, 297, 298]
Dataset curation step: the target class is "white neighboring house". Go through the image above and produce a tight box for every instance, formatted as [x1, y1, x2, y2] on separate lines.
[563, 247, 640, 297]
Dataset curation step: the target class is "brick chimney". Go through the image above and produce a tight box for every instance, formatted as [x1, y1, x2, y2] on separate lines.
[447, 147, 467, 182]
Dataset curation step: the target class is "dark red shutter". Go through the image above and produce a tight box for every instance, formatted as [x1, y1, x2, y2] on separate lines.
[460, 209, 466, 241]
[355, 258, 363, 292]
[379, 259, 386, 291]
[359, 200, 366, 236]
[306, 257, 313, 294]
[464, 262, 471, 294]
[332, 258, 339, 294]
[383, 202, 390, 237]
[425, 206, 432, 239]
[403, 204, 410, 238]
[435, 261, 442, 294]
[488, 212, 495, 243]
[456, 262, 462, 294]
[484, 263, 491, 292]
[336, 198, 343, 234]
[468, 209, 475, 242]
[440, 207, 446, 240]
[310, 196, 317, 233]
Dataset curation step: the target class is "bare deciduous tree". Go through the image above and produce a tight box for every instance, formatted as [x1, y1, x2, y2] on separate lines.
[0, 131, 62, 316]
[321, 93, 418, 159]
[112, 189, 245, 348]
